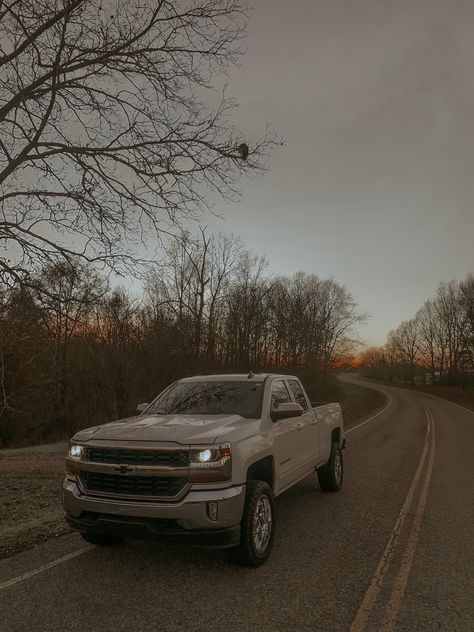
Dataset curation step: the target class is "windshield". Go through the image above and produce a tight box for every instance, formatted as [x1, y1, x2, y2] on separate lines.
[146, 380, 264, 419]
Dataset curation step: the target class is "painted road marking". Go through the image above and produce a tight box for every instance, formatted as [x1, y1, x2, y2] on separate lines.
[349, 408, 435, 632]
[345, 395, 392, 436]
[0, 546, 93, 591]
[379, 408, 436, 631]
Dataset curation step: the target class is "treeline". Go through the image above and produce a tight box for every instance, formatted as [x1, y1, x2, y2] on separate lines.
[1, 230, 363, 446]
[360, 275, 474, 386]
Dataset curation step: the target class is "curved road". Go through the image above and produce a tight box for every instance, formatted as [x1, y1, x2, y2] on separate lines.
[1, 376, 473, 632]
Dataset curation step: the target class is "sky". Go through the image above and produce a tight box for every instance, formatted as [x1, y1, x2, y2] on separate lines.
[199, 0, 474, 346]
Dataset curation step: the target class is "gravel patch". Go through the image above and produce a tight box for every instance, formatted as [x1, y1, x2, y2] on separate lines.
[0, 447, 70, 559]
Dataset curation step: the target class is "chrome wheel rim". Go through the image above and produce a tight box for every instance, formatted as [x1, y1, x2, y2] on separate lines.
[334, 451, 342, 484]
[252, 495, 272, 554]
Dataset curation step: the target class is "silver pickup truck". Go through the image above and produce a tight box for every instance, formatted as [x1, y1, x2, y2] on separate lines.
[63, 373, 345, 566]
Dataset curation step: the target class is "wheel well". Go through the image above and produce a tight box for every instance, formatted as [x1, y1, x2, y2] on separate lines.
[331, 428, 341, 445]
[246, 457, 274, 491]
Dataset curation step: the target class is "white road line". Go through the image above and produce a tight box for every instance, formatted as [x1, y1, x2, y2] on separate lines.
[0, 546, 93, 591]
[349, 410, 433, 632]
[345, 395, 393, 436]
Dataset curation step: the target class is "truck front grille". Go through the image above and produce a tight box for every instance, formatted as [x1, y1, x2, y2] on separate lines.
[84, 447, 189, 467]
[79, 471, 187, 498]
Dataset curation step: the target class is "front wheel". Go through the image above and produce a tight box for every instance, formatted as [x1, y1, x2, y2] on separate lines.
[229, 480, 275, 566]
[317, 442, 343, 491]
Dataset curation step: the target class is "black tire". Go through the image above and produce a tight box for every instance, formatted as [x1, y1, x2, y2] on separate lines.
[317, 441, 343, 492]
[229, 480, 275, 567]
[80, 532, 123, 546]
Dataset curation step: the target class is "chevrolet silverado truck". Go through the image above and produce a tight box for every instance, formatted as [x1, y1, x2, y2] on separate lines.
[63, 373, 345, 566]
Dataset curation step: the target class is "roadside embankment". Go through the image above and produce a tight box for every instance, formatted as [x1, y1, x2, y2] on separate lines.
[362, 378, 474, 413]
[0, 443, 69, 559]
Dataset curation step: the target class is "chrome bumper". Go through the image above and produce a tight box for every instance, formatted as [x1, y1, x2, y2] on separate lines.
[62, 477, 246, 531]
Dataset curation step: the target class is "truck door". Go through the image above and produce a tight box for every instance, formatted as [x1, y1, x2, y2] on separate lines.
[287, 379, 320, 468]
[270, 379, 308, 490]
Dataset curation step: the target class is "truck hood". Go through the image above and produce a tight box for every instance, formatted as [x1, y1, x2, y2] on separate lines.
[73, 413, 256, 445]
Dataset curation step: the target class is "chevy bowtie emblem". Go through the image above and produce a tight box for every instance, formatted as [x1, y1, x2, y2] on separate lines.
[116, 464, 133, 474]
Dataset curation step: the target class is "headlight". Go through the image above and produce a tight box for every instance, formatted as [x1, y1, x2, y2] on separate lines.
[190, 443, 231, 468]
[189, 443, 231, 482]
[68, 444, 84, 459]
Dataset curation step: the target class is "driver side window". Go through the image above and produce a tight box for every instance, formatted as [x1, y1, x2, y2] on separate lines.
[271, 380, 291, 410]
[288, 379, 309, 411]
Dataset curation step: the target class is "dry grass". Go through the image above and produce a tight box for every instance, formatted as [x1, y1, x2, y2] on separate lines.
[389, 383, 474, 413]
[307, 374, 388, 428]
[335, 381, 387, 427]
[0, 447, 70, 559]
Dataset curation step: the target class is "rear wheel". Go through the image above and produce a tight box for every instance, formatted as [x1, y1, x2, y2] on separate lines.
[80, 532, 123, 546]
[317, 442, 343, 491]
[229, 480, 275, 566]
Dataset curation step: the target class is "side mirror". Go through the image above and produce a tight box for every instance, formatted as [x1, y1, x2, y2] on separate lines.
[271, 402, 303, 421]
[136, 402, 149, 413]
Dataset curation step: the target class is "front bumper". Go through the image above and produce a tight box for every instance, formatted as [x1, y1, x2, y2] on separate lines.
[62, 478, 245, 548]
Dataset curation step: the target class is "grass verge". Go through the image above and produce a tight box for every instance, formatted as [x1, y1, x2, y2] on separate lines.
[375, 381, 474, 413]
[0, 446, 71, 560]
[334, 380, 387, 427]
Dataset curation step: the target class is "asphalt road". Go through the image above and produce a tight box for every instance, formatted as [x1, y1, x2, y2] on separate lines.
[1, 376, 473, 632]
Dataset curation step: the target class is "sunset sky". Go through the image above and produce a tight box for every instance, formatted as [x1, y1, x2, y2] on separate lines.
[197, 0, 474, 346]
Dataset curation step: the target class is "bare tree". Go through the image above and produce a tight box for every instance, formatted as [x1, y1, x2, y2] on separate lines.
[0, 0, 275, 288]
[222, 250, 269, 369]
[358, 346, 390, 381]
[459, 274, 474, 377]
[91, 287, 140, 418]
[386, 319, 421, 386]
[0, 285, 45, 418]
[1, 229, 370, 446]
[147, 228, 244, 364]
[317, 278, 364, 370]
[33, 261, 107, 428]
[435, 281, 466, 382]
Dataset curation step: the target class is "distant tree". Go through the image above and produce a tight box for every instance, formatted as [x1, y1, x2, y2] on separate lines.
[386, 319, 420, 386]
[317, 278, 364, 371]
[147, 228, 245, 365]
[459, 274, 474, 379]
[0, 286, 44, 416]
[92, 287, 140, 419]
[0, 230, 369, 446]
[435, 281, 466, 383]
[0, 0, 274, 289]
[358, 346, 389, 381]
[416, 300, 444, 383]
[222, 251, 269, 369]
[33, 261, 107, 430]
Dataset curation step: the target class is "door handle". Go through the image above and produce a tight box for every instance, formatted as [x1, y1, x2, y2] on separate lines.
[296, 422, 304, 431]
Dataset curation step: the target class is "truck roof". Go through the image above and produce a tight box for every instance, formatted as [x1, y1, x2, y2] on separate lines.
[179, 373, 297, 383]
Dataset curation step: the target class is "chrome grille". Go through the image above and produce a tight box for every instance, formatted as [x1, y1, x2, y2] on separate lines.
[84, 447, 188, 467]
[79, 471, 187, 498]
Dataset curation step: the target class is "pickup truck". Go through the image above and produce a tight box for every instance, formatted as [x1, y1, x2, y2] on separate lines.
[63, 373, 345, 566]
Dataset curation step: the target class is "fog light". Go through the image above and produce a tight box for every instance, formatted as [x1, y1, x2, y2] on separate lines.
[207, 502, 218, 521]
